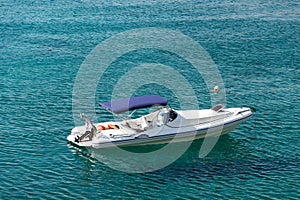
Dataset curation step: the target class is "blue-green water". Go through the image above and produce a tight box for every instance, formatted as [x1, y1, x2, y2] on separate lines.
[1, 0, 299, 199]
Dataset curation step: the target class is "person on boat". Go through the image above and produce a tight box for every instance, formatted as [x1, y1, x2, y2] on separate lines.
[209, 85, 231, 94]
[212, 85, 219, 93]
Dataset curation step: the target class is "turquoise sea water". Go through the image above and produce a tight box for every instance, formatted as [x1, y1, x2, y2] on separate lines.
[1, 0, 299, 199]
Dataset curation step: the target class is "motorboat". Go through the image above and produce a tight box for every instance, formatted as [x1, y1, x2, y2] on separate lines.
[67, 95, 253, 148]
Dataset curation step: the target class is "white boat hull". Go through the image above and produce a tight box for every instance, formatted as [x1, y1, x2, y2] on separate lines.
[67, 107, 252, 149]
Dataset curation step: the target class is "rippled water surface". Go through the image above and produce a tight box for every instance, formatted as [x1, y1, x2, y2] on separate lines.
[1, 0, 299, 199]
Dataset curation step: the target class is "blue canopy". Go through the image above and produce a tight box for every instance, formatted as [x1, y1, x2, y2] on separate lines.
[99, 95, 168, 114]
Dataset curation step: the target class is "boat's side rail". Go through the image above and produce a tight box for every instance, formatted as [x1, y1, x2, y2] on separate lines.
[166, 111, 233, 128]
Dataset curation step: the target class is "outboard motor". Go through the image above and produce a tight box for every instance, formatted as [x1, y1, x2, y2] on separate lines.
[75, 113, 97, 142]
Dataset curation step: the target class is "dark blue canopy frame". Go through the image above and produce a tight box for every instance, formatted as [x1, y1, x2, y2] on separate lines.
[99, 95, 168, 114]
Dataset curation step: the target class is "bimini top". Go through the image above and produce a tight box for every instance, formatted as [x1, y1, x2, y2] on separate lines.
[99, 95, 168, 114]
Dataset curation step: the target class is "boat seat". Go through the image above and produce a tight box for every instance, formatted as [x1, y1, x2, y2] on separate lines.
[144, 110, 160, 122]
[155, 110, 169, 127]
[126, 117, 148, 132]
